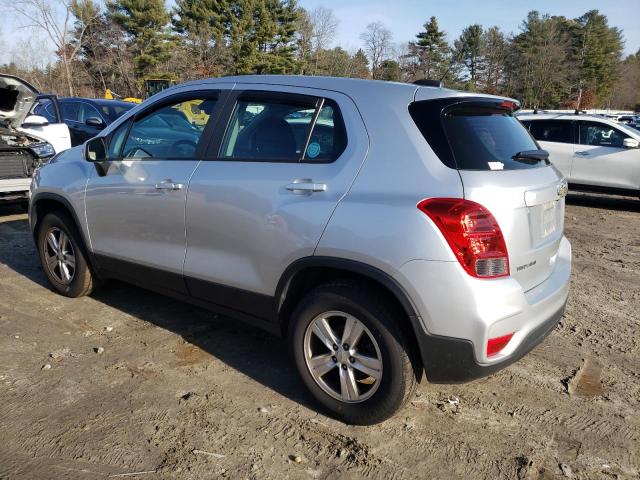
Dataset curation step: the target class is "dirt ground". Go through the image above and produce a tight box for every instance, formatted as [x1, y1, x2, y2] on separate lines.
[0, 193, 638, 480]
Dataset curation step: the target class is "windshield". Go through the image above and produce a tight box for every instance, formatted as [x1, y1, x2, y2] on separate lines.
[410, 99, 546, 170]
[617, 122, 640, 137]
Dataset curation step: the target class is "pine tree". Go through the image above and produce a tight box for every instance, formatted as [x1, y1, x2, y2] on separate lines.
[454, 24, 483, 89]
[107, 0, 174, 77]
[172, 0, 229, 75]
[406, 16, 450, 81]
[350, 49, 370, 78]
[570, 10, 624, 103]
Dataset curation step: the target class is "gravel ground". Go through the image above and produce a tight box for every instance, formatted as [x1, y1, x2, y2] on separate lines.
[0, 193, 638, 480]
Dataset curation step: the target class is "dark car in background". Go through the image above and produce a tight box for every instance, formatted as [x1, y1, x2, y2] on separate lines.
[34, 98, 134, 146]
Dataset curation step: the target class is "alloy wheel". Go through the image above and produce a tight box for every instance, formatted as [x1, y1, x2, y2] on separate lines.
[303, 311, 383, 403]
[43, 227, 76, 285]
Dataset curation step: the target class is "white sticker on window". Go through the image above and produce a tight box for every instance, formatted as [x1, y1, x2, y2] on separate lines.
[488, 161, 504, 170]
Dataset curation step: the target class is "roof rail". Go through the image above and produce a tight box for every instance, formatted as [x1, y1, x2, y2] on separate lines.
[574, 109, 587, 115]
[413, 79, 443, 88]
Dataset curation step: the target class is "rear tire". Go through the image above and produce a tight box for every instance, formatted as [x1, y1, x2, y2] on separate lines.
[37, 210, 96, 298]
[290, 282, 417, 425]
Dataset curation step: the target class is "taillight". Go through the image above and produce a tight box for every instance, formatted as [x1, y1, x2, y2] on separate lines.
[487, 333, 514, 357]
[417, 198, 509, 278]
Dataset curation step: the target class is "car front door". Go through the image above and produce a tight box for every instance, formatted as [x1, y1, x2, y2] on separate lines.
[85, 90, 223, 294]
[572, 121, 640, 190]
[524, 119, 575, 179]
[183, 87, 368, 320]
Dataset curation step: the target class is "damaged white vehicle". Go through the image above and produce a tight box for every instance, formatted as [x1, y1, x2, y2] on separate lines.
[1, 74, 71, 206]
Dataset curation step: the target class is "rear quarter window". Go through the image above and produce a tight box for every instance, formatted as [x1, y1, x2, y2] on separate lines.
[409, 99, 547, 171]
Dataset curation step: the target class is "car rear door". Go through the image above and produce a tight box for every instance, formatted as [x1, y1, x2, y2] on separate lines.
[85, 90, 224, 294]
[572, 120, 640, 190]
[183, 86, 368, 319]
[523, 119, 575, 179]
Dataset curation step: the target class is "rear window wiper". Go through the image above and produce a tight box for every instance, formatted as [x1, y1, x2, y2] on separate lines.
[512, 149, 549, 164]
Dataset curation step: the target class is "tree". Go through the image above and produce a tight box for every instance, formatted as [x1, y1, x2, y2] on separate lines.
[6, 0, 100, 95]
[405, 16, 450, 81]
[610, 51, 640, 110]
[378, 59, 401, 81]
[295, 7, 313, 73]
[350, 48, 370, 78]
[360, 21, 392, 79]
[71, 1, 139, 96]
[227, 0, 300, 75]
[506, 11, 572, 109]
[454, 24, 483, 89]
[309, 6, 338, 74]
[569, 10, 624, 106]
[172, 0, 229, 76]
[107, 0, 174, 78]
[480, 26, 508, 94]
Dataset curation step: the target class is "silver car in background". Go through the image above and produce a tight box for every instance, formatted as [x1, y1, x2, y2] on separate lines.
[520, 113, 640, 197]
[29, 76, 571, 424]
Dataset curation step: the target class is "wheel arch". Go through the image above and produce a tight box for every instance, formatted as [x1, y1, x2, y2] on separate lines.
[30, 192, 95, 269]
[275, 257, 424, 377]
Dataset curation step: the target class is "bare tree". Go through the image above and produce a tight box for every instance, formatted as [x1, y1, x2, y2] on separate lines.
[5, 0, 99, 96]
[360, 21, 393, 79]
[310, 6, 339, 75]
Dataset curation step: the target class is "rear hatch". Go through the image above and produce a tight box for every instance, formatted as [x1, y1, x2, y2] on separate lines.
[410, 96, 566, 291]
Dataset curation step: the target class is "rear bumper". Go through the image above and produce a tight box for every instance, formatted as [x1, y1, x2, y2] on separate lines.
[415, 301, 565, 382]
[395, 235, 571, 382]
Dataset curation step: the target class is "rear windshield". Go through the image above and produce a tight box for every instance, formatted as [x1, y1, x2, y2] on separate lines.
[410, 99, 546, 170]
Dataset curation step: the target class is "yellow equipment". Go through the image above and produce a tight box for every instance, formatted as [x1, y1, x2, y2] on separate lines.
[104, 89, 142, 104]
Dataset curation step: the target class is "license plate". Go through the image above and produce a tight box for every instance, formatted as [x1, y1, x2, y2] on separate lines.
[541, 200, 557, 237]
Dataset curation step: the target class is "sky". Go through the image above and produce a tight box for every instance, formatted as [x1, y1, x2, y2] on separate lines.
[1, 0, 639, 66]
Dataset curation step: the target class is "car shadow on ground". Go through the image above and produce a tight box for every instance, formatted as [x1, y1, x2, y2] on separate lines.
[566, 192, 640, 212]
[0, 211, 318, 413]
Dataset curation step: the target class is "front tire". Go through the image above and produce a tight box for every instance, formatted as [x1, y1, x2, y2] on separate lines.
[37, 210, 96, 298]
[290, 282, 417, 425]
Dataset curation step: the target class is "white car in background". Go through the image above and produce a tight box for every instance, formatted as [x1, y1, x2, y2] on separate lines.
[519, 113, 640, 198]
[1, 74, 71, 206]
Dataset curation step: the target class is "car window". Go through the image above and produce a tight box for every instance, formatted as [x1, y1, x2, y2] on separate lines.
[303, 100, 347, 161]
[526, 120, 573, 144]
[31, 99, 57, 122]
[579, 121, 628, 148]
[108, 120, 131, 159]
[99, 103, 134, 122]
[221, 94, 318, 161]
[77, 102, 102, 123]
[60, 102, 79, 122]
[121, 97, 216, 159]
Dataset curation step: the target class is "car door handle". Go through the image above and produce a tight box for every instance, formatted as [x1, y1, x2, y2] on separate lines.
[575, 151, 590, 156]
[285, 179, 327, 194]
[155, 180, 184, 191]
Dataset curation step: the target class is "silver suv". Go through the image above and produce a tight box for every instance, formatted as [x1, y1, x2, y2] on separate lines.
[29, 76, 571, 424]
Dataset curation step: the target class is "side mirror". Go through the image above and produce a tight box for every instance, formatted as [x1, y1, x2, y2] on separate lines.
[85, 117, 105, 128]
[85, 137, 107, 162]
[623, 138, 640, 149]
[22, 115, 49, 127]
